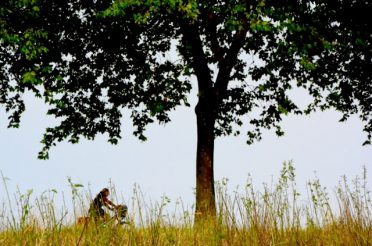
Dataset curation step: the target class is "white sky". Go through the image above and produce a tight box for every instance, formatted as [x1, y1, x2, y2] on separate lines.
[0, 81, 371, 218]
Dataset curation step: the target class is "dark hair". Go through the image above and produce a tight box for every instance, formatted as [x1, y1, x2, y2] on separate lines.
[99, 188, 109, 196]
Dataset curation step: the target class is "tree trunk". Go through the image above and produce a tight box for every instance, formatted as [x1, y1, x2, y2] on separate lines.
[194, 102, 216, 222]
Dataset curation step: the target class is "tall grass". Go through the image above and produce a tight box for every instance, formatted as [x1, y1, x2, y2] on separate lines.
[1, 162, 371, 245]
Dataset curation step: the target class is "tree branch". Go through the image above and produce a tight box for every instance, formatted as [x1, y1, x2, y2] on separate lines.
[180, 22, 213, 97]
[214, 20, 249, 103]
[205, 12, 224, 63]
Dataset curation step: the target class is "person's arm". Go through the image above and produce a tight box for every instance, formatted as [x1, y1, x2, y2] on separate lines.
[103, 197, 116, 210]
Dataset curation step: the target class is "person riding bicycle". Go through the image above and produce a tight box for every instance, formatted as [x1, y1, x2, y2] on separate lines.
[89, 188, 119, 220]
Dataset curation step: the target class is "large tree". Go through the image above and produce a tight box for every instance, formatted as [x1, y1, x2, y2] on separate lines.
[1, 0, 371, 219]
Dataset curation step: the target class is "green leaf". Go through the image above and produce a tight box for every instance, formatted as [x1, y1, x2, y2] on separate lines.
[278, 104, 288, 115]
[32, 6, 40, 12]
[22, 71, 39, 84]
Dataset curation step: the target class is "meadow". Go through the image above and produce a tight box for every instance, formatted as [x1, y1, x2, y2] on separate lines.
[1, 162, 371, 245]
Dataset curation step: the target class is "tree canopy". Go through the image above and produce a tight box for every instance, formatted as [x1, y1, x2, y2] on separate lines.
[1, 0, 371, 218]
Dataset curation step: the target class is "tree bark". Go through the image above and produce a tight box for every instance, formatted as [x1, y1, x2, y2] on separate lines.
[178, 21, 221, 223]
[179, 13, 248, 224]
[194, 101, 216, 222]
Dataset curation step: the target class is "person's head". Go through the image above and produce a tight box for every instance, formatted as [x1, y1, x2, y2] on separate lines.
[100, 188, 110, 197]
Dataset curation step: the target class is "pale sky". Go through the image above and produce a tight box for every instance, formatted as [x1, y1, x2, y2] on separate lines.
[0, 81, 371, 217]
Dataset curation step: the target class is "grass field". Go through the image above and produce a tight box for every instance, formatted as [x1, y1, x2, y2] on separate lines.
[1, 162, 371, 245]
